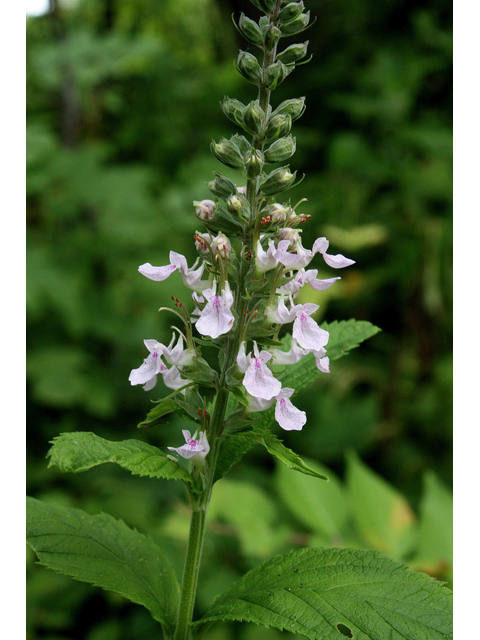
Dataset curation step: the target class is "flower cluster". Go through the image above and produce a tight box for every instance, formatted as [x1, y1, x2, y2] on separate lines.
[130, 200, 354, 449]
[129, 0, 356, 464]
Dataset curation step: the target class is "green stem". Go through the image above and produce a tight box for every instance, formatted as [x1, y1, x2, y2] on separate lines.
[172, 508, 206, 640]
[172, 5, 282, 638]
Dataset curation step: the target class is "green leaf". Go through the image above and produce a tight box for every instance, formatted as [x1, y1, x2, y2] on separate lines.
[195, 547, 452, 640]
[276, 457, 347, 539]
[26, 497, 179, 635]
[410, 472, 453, 576]
[213, 434, 255, 483]
[139, 389, 199, 428]
[346, 451, 416, 559]
[47, 431, 196, 489]
[208, 479, 287, 558]
[251, 432, 328, 480]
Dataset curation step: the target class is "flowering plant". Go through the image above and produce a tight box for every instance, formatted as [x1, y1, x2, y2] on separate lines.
[27, 2, 452, 639]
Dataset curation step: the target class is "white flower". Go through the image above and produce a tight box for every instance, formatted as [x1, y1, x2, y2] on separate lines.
[312, 237, 355, 269]
[195, 282, 234, 339]
[277, 269, 341, 295]
[292, 303, 330, 351]
[161, 333, 196, 367]
[256, 238, 279, 274]
[138, 251, 210, 292]
[241, 343, 281, 400]
[274, 388, 306, 431]
[270, 338, 306, 365]
[129, 340, 164, 391]
[167, 430, 210, 462]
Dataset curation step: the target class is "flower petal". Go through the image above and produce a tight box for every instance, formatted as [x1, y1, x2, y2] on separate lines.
[243, 357, 281, 400]
[275, 389, 306, 431]
[322, 252, 356, 269]
[138, 262, 177, 281]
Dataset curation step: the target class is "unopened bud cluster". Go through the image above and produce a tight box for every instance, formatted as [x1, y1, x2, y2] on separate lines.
[130, 0, 355, 463]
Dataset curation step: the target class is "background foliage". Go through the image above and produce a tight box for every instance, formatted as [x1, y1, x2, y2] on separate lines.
[26, 0, 452, 638]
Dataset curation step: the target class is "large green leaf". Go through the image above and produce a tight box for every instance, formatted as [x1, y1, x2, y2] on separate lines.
[195, 547, 452, 640]
[276, 458, 347, 539]
[47, 431, 196, 489]
[26, 498, 179, 635]
[346, 451, 417, 559]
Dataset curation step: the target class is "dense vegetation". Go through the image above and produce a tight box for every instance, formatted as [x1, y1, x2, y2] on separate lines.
[26, 1, 452, 638]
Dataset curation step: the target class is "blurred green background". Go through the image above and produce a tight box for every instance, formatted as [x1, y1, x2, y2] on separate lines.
[26, 0, 452, 638]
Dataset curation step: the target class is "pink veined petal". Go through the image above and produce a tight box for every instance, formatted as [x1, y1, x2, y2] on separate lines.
[243, 358, 281, 400]
[312, 237, 329, 254]
[236, 342, 251, 374]
[167, 430, 209, 461]
[256, 239, 279, 273]
[271, 339, 306, 365]
[129, 351, 163, 387]
[195, 287, 235, 339]
[293, 312, 329, 351]
[161, 365, 188, 391]
[275, 390, 306, 431]
[315, 355, 330, 373]
[138, 262, 177, 281]
[307, 275, 341, 291]
[142, 375, 158, 391]
[322, 252, 356, 269]
[245, 394, 275, 413]
[169, 251, 188, 273]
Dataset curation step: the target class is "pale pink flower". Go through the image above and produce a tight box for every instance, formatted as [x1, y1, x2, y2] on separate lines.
[292, 303, 330, 351]
[277, 269, 341, 295]
[129, 340, 164, 391]
[242, 343, 281, 400]
[195, 282, 234, 339]
[312, 237, 355, 269]
[274, 388, 306, 431]
[168, 430, 210, 462]
[270, 338, 306, 365]
[138, 251, 210, 292]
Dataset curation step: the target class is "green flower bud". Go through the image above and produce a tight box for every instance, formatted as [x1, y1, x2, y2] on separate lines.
[264, 135, 296, 163]
[280, 11, 310, 35]
[250, 0, 276, 13]
[265, 113, 292, 143]
[211, 138, 244, 170]
[221, 96, 246, 127]
[231, 133, 251, 156]
[206, 172, 236, 199]
[272, 97, 306, 121]
[226, 194, 244, 214]
[265, 61, 292, 90]
[279, 1, 304, 23]
[259, 166, 297, 196]
[236, 50, 262, 85]
[276, 41, 309, 65]
[263, 24, 282, 51]
[244, 149, 265, 179]
[242, 100, 265, 135]
[238, 14, 263, 46]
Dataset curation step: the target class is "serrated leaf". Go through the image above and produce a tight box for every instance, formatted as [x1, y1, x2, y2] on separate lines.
[276, 457, 347, 539]
[346, 451, 416, 559]
[47, 431, 196, 489]
[139, 390, 199, 428]
[26, 497, 179, 634]
[195, 547, 452, 640]
[251, 432, 328, 480]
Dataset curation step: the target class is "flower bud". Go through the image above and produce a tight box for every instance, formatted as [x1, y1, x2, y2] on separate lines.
[244, 149, 265, 179]
[280, 11, 310, 35]
[211, 138, 244, 169]
[265, 61, 292, 91]
[272, 97, 306, 122]
[261, 202, 290, 223]
[238, 13, 263, 46]
[206, 172, 236, 199]
[279, 1, 304, 23]
[276, 42, 309, 65]
[211, 233, 232, 258]
[264, 135, 296, 163]
[263, 24, 282, 51]
[265, 114, 292, 143]
[195, 232, 211, 253]
[226, 194, 244, 214]
[193, 199, 216, 221]
[221, 96, 246, 127]
[259, 166, 297, 196]
[236, 50, 262, 85]
[242, 101, 265, 135]
[236, 186, 247, 196]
